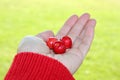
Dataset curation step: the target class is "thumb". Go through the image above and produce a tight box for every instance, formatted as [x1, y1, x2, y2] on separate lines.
[17, 36, 50, 54]
[36, 30, 55, 41]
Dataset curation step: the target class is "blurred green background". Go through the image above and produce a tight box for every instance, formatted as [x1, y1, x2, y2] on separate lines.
[0, 0, 120, 80]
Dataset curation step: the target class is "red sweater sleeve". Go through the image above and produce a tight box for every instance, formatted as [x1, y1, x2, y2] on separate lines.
[4, 52, 75, 80]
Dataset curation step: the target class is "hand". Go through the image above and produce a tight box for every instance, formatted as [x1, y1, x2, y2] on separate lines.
[18, 13, 96, 74]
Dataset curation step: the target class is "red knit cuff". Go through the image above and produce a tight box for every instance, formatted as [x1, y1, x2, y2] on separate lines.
[5, 52, 75, 80]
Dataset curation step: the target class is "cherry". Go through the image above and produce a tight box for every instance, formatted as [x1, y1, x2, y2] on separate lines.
[46, 36, 72, 54]
[46, 37, 58, 49]
[61, 36, 72, 49]
[53, 41, 66, 54]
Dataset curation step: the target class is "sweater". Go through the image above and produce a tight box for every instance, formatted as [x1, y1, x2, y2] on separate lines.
[4, 52, 75, 80]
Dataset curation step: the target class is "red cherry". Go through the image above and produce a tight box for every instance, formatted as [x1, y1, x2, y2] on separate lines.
[53, 41, 66, 54]
[61, 36, 72, 49]
[46, 37, 58, 49]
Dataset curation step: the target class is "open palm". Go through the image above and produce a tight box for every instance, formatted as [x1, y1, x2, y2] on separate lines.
[36, 13, 96, 74]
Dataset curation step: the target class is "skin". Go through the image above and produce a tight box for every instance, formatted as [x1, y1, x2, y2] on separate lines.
[36, 13, 96, 74]
[18, 13, 96, 74]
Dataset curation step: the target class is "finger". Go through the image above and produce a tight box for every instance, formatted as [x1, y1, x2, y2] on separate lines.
[66, 19, 96, 63]
[53, 19, 96, 75]
[73, 19, 95, 48]
[78, 19, 96, 57]
[68, 13, 90, 42]
[56, 15, 78, 39]
[36, 30, 55, 41]
[72, 36, 82, 48]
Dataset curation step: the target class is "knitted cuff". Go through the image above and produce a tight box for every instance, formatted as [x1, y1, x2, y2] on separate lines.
[5, 52, 75, 80]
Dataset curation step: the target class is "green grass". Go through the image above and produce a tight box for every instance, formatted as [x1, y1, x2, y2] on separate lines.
[0, 0, 120, 79]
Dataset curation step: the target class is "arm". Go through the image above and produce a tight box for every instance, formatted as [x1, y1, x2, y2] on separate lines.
[5, 52, 74, 80]
[5, 13, 96, 80]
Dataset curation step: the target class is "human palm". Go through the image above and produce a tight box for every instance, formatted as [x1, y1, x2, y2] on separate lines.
[18, 13, 96, 74]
